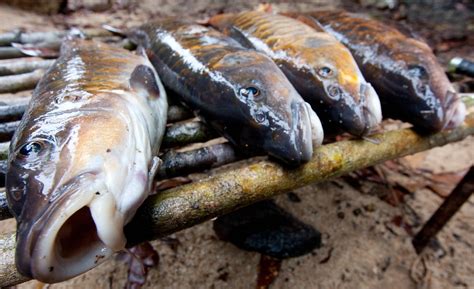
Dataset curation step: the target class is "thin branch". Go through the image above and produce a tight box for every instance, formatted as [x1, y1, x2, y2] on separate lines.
[162, 121, 218, 148]
[0, 70, 44, 93]
[0, 29, 115, 46]
[158, 142, 239, 178]
[0, 58, 54, 76]
[0, 47, 26, 59]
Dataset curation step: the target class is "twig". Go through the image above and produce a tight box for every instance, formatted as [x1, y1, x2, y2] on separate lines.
[162, 121, 218, 148]
[0, 103, 28, 122]
[0, 29, 115, 46]
[0, 58, 54, 76]
[0, 47, 26, 59]
[0, 121, 20, 142]
[412, 166, 474, 254]
[0, 114, 473, 286]
[0, 118, 215, 153]
[0, 69, 44, 93]
[166, 105, 194, 123]
[158, 142, 239, 178]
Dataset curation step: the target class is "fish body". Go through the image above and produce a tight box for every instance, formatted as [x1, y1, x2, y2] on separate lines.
[288, 11, 466, 132]
[130, 19, 323, 166]
[6, 39, 168, 282]
[209, 11, 382, 137]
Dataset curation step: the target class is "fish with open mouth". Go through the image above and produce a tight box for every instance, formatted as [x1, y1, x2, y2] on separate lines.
[209, 11, 382, 137]
[129, 19, 323, 166]
[286, 11, 466, 132]
[6, 39, 168, 283]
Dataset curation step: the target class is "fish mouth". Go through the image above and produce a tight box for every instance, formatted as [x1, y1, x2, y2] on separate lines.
[266, 102, 323, 166]
[359, 82, 382, 135]
[15, 172, 125, 283]
[338, 82, 382, 137]
[443, 90, 466, 130]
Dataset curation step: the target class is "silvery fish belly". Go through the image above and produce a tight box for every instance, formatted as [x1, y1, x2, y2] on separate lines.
[6, 39, 168, 283]
[130, 19, 323, 166]
[292, 11, 466, 132]
[209, 11, 382, 137]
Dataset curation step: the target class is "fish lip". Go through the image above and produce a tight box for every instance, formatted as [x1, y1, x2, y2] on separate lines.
[340, 83, 382, 137]
[265, 101, 314, 166]
[442, 90, 466, 130]
[359, 82, 382, 136]
[15, 171, 114, 283]
[282, 101, 314, 166]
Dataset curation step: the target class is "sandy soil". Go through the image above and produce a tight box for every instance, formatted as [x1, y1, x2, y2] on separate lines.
[0, 1, 473, 289]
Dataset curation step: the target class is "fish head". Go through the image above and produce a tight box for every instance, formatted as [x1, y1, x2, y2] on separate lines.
[214, 51, 323, 166]
[400, 53, 466, 131]
[6, 102, 142, 282]
[308, 44, 382, 136]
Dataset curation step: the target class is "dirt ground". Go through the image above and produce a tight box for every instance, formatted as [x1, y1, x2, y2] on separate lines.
[0, 1, 473, 289]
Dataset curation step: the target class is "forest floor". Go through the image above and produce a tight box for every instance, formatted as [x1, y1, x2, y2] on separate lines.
[0, 1, 473, 288]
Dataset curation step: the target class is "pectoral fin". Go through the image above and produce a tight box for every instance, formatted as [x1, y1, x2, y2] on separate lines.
[129, 64, 161, 99]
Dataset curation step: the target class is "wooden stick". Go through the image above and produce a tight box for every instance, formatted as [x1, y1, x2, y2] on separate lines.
[0, 115, 472, 286]
[158, 142, 239, 178]
[0, 29, 115, 46]
[0, 47, 26, 59]
[161, 121, 218, 148]
[0, 58, 54, 76]
[0, 70, 44, 93]
[412, 166, 474, 254]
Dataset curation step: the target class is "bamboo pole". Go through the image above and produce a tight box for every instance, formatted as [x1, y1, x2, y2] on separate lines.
[162, 121, 218, 148]
[0, 116, 472, 286]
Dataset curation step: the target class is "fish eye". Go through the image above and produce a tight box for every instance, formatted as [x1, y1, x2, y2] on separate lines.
[327, 85, 341, 98]
[255, 111, 266, 123]
[239, 86, 261, 99]
[18, 141, 43, 159]
[317, 66, 333, 78]
[408, 65, 427, 78]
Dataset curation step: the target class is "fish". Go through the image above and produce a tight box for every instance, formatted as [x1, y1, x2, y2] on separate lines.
[209, 11, 382, 137]
[286, 10, 466, 132]
[6, 39, 168, 283]
[129, 19, 323, 166]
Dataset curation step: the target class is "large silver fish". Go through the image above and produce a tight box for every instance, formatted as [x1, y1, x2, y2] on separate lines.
[6, 39, 168, 282]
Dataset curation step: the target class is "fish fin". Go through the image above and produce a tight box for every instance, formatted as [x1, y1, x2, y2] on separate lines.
[224, 26, 255, 50]
[135, 46, 148, 57]
[300, 15, 327, 33]
[256, 3, 272, 12]
[148, 156, 162, 192]
[102, 24, 127, 36]
[129, 64, 161, 99]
